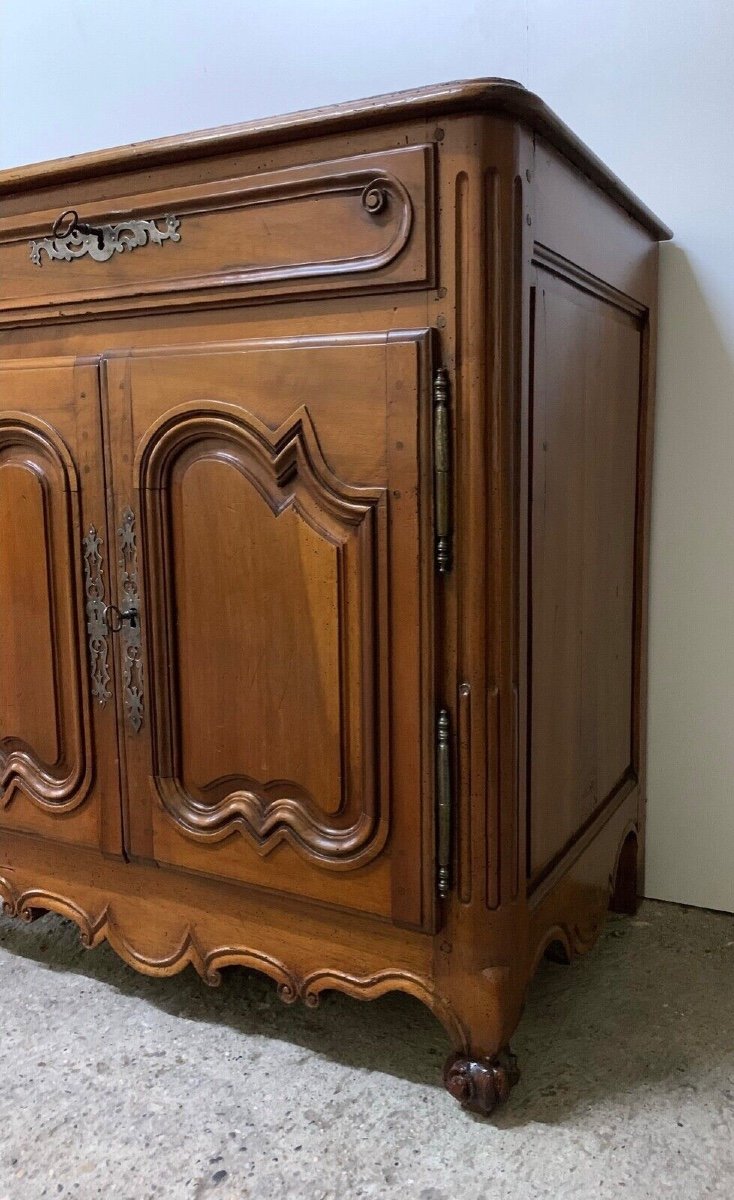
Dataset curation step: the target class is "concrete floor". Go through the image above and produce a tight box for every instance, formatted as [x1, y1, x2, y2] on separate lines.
[0, 900, 732, 1200]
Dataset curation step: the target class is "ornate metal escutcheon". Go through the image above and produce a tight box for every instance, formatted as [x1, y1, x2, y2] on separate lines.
[117, 507, 144, 733]
[82, 526, 112, 706]
[30, 209, 181, 266]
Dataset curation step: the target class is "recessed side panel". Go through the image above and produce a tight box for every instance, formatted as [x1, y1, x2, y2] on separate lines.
[527, 261, 645, 884]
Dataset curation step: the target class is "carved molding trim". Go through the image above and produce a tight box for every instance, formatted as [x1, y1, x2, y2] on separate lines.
[532, 242, 647, 320]
[527, 773, 638, 905]
[0, 144, 432, 326]
[82, 526, 112, 706]
[30, 213, 181, 267]
[19, 173, 409, 278]
[0, 412, 91, 812]
[4, 884, 298, 995]
[136, 401, 388, 868]
[301, 969, 469, 1049]
[0, 878, 465, 1045]
[529, 821, 640, 976]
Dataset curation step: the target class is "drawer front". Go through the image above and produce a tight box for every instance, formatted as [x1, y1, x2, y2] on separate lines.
[0, 145, 434, 325]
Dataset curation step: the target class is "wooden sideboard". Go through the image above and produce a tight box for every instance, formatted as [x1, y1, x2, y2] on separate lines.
[0, 80, 670, 1115]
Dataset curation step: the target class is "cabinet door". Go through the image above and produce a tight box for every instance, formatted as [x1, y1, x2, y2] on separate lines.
[0, 359, 122, 853]
[104, 334, 435, 928]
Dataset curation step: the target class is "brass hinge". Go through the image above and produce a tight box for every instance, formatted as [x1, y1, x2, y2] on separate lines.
[436, 706, 452, 897]
[433, 366, 452, 574]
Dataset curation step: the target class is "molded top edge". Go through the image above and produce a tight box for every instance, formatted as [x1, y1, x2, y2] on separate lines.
[0, 79, 671, 239]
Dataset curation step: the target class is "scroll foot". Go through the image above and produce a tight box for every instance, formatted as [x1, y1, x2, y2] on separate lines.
[443, 1047, 519, 1116]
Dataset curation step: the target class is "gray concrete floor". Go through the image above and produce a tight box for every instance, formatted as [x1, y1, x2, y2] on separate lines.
[0, 900, 732, 1200]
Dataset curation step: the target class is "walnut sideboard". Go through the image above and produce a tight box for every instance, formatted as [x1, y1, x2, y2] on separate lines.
[0, 80, 670, 1115]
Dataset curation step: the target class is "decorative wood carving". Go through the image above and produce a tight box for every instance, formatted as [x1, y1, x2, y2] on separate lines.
[0, 146, 432, 326]
[136, 402, 388, 866]
[0, 872, 468, 1047]
[300, 968, 469, 1049]
[530, 821, 641, 974]
[1, 879, 299, 994]
[443, 1049, 520, 1117]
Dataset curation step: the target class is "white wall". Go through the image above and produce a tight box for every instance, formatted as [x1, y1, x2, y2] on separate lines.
[2, 0, 732, 911]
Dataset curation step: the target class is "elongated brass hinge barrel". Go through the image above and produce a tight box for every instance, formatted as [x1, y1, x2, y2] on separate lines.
[436, 706, 452, 897]
[433, 366, 452, 574]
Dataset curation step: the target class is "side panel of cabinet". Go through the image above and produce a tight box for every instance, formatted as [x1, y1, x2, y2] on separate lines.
[102, 334, 435, 929]
[0, 359, 122, 853]
[527, 268, 645, 883]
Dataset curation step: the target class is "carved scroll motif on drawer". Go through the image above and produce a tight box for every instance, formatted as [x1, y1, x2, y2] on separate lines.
[0, 144, 434, 325]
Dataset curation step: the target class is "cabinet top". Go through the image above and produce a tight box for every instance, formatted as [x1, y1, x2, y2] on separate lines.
[0, 78, 671, 239]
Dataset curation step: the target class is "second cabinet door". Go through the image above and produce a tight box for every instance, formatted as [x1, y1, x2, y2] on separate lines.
[103, 333, 435, 929]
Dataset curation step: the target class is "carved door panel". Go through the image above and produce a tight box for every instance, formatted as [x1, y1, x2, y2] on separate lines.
[103, 334, 435, 928]
[0, 359, 122, 853]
